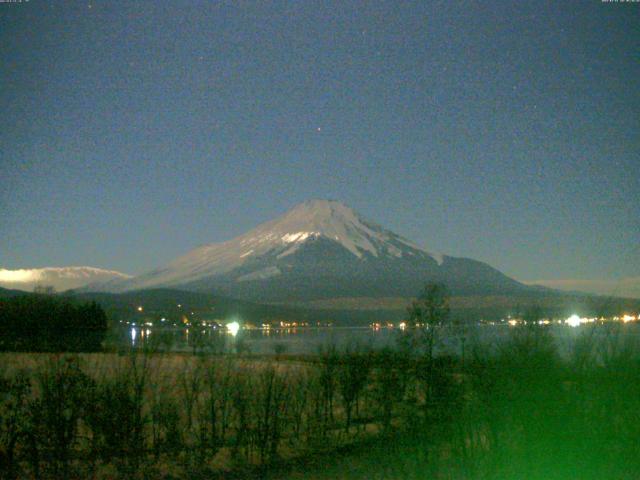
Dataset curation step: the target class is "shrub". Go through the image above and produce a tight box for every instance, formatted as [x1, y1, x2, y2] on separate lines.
[0, 371, 31, 479]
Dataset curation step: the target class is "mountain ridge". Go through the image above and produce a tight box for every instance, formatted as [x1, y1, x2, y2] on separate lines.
[107, 199, 445, 292]
[0, 266, 131, 292]
[92, 200, 532, 302]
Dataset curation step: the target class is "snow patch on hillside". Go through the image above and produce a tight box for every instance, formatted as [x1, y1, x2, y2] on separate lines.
[282, 231, 319, 243]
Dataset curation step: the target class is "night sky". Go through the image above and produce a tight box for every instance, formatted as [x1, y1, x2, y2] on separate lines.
[1, 1, 638, 296]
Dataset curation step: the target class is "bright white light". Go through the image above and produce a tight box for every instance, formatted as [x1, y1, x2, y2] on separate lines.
[137, 306, 143, 312]
[130, 327, 137, 343]
[622, 314, 635, 323]
[566, 314, 582, 328]
[226, 321, 240, 337]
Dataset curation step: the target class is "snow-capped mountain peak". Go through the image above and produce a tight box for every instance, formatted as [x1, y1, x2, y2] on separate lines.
[85, 199, 529, 301]
[110, 200, 441, 292]
[253, 199, 425, 259]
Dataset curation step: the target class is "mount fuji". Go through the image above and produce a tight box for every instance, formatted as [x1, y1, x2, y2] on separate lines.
[96, 200, 531, 303]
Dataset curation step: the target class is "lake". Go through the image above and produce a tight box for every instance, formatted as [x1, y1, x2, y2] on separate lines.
[119, 321, 640, 356]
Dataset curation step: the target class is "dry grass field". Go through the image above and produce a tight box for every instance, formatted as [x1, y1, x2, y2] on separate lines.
[2, 323, 640, 479]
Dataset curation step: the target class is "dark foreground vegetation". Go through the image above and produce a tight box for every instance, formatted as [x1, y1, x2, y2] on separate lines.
[0, 294, 107, 352]
[0, 320, 639, 479]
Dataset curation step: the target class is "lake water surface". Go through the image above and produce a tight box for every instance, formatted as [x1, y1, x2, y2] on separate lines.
[120, 322, 640, 356]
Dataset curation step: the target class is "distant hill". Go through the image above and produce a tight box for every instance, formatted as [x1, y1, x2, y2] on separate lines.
[70, 288, 640, 325]
[0, 286, 31, 298]
[68, 288, 375, 325]
[2, 286, 637, 326]
[0, 266, 131, 292]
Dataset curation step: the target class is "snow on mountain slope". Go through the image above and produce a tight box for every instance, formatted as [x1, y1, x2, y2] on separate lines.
[0, 266, 131, 292]
[112, 200, 442, 291]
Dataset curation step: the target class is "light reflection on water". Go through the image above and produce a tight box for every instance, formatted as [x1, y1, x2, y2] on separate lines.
[119, 323, 640, 356]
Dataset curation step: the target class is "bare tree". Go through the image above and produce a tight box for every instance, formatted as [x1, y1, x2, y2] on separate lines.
[404, 283, 451, 359]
